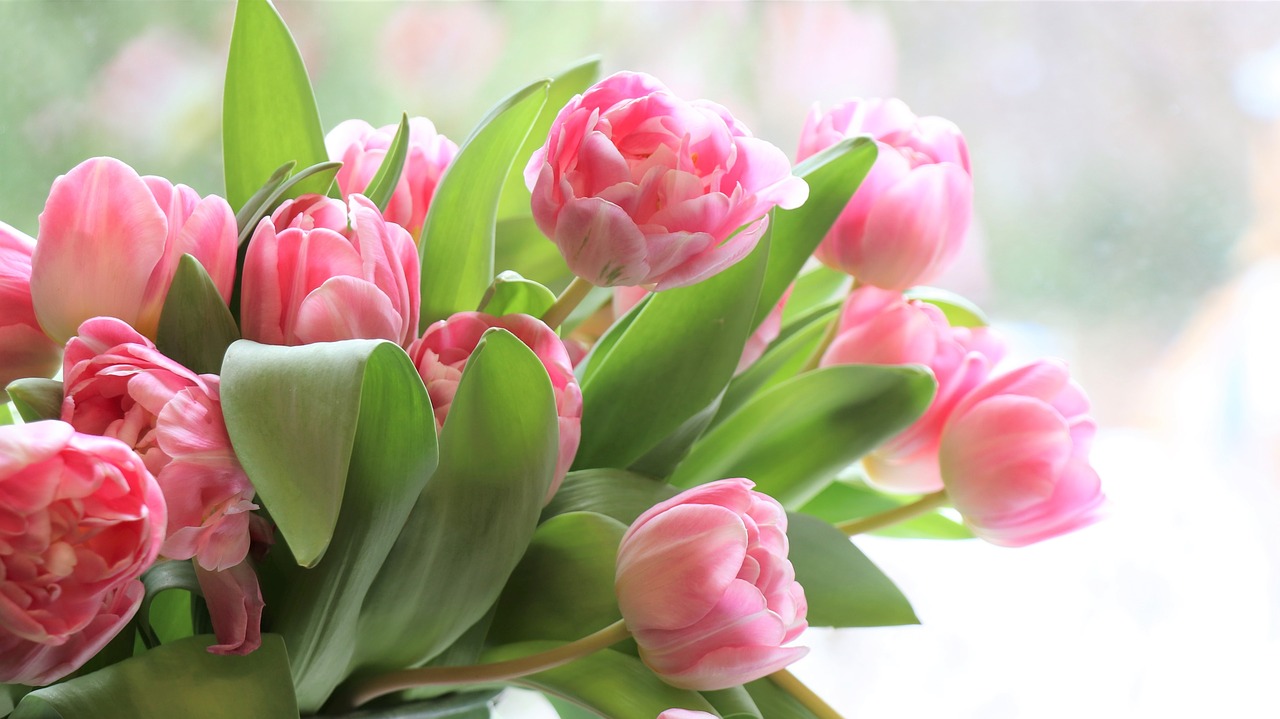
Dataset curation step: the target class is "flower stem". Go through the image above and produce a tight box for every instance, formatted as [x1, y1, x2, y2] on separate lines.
[338, 619, 632, 710]
[798, 312, 840, 374]
[541, 276, 595, 331]
[836, 490, 950, 536]
[768, 668, 846, 719]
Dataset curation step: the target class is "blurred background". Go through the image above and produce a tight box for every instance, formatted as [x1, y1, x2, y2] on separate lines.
[2, 2, 1277, 716]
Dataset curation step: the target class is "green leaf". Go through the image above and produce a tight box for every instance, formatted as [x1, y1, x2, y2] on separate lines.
[363, 114, 411, 212]
[494, 217, 576, 295]
[701, 687, 762, 719]
[573, 236, 770, 470]
[744, 678, 819, 719]
[484, 644, 717, 719]
[156, 255, 240, 375]
[233, 161, 294, 236]
[11, 635, 297, 719]
[903, 286, 990, 327]
[626, 397, 723, 480]
[235, 161, 343, 246]
[670, 365, 935, 509]
[497, 57, 601, 220]
[754, 138, 876, 327]
[787, 513, 917, 627]
[221, 340, 437, 712]
[478, 271, 557, 318]
[541, 469, 678, 526]
[800, 481, 972, 540]
[137, 560, 200, 648]
[0, 402, 15, 426]
[1, 685, 30, 716]
[5, 378, 62, 423]
[420, 80, 550, 326]
[353, 329, 559, 673]
[489, 512, 626, 645]
[547, 697, 599, 719]
[780, 266, 849, 326]
[223, 0, 331, 210]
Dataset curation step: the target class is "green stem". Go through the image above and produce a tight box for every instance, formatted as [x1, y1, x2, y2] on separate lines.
[768, 668, 846, 719]
[836, 490, 949, 536]
[338, 619, 632, 710]
[540, 276, 595, 331]
[797, 279, 859, 374]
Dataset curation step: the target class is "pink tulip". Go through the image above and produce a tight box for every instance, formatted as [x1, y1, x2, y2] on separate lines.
[820, 286, 1000, 494]
[326, 117, 459, 239]
[657, 711, 718, 719]
[939, 359, 1104, 547]
[0, 421, 165, 685]
[526, 72, 809, 290]
[615, 478, 808, 691]
[30, 157, 236, 341]
[798, 99, 972, 291]
[240, 193, 420, 348]
[408, 312, 581, 500]
[614, 284, 790, 375]
[0, 222, 62, 389]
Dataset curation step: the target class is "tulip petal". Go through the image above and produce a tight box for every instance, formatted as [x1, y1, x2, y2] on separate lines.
[195, 561, 264, 655]
[294, 275, 403, 345]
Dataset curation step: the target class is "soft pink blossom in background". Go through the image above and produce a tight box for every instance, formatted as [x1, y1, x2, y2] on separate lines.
[240, 193, 420, 348]
[615, 478, 807, 690]
[526, 71, 808, 289]
[0, 421, 165, 685]
[0, 221, 62, 389]
[30, 157, 236, 342]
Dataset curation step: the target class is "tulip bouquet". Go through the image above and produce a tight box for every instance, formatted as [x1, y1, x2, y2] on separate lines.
[0, 2, 1105, 718]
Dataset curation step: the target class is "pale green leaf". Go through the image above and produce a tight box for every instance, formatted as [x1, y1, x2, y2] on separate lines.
[903, 286, 990, 327]
[541, 469, 678, 526]
[787, 513, 918, 627]
[156, 255, 240, 375]
[5, 378, 62, 423]
[478, 271, 557, 318]
[363, 114, 411, 213]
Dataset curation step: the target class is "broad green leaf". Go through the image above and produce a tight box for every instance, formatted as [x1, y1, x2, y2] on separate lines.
[781, 266, 849, 326]
[788, 513, 917, 627]
[353, 329, 559, 673]
[497, 57, 602, 220]
[363, 113, 411, 212]
[800, 480, 972, 539]
[1, 685, 29, 715]
[701, 687, 762, 719]
[485, 644, 717, 719]
[11, 635, 296, 719]
[745, 678, 820, 719]
[627, 396, 723, 480]
[223, 0, 330, 210]
[5, 378, 62, 422]
[541, 469, 678, 526]
[156, 255, 240, 375]
[479, 271, 557, 318]
[573, 236, 770, 470]
[670, 365, 935, 509]
[320, 692, 499, 718]
[221, 340, 436, 712]
[494, 216, 575, 294]
[573, 292, 649, 387]
[137, 560, 199, 648]
[420, 81, 550, 326]
[754, 138, 876, 327]
[903, 286, 990, 327]
[489, 512, 626, 645]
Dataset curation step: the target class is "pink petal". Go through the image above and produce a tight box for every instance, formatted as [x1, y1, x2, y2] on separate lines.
[293, 275, 403, 344]
[195, 560, 264, 655]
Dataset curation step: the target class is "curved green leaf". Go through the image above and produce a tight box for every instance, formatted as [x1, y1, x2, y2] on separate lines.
[787, 513, 917, 627]
[223, 0, 330, 210]
[800, 480, 972, 539]
[353, 329, 559, 673]
[479, 271, 557, 318]
[420, 80, 550, 325]
[541, 469, 678, 526]
[157, 255, 240, 375]
[781, 266, 849, 326]
[235, 161, 343, 246]
[670, 365, 935, 509]
[364, 114, 411, 212]
[494, 216, 576, 294]
[5, 378, 62, 422]
[573, 236, 770, 470]
[744, 678, 820, 719]
[903, 286, 990, 327]
[11, 635, 296, 719]
[137, 560, 199, 649]
[701, 687, 762, 719]
[233, 161, 294, 235]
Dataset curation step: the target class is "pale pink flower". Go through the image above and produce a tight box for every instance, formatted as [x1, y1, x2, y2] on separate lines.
[657, 711, 719, 719]
[798, 99, 972, 291]
[240, 193, 420, 348]
[408, 312, 581, 500]
[615, 478, 808, 690]
[0, 421, 165, 685]
[939, 359, 1105, 547]
[0, 222, 62, 388]
[326, 117, 459, 239]
[526, 72, 808, 290]
[30, 157, 236, 341]
[820, 286, 1001, 494]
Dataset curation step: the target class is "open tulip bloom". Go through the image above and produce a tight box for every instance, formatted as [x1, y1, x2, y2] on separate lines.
[0, 2, 1105, 718]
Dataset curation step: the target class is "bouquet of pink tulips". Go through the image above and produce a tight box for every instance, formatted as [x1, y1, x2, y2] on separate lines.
[0, 2, 1104, 718]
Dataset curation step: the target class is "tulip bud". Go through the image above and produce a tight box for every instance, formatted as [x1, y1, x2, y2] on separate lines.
[798, 98, 972, 291]
[0, 222, 62, 389]
[615, 478, 808, 691]
[526, 72, 808, 290]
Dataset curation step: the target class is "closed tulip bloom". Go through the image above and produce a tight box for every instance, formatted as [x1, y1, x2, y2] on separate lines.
[615, 478, 807, 691]
[30, 157, 236, 341]
[241, 194, 420, 348]
[798, 98, 972, 291]
[325, 117, 459, 239]
[939, 359, 1104, 547]
[820, 286, 1000, 494]
[0, 222, 62, 389]
[526, 72, 809, 290]
[0, 421, 165, 685]
[408, 312, 582, 500]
